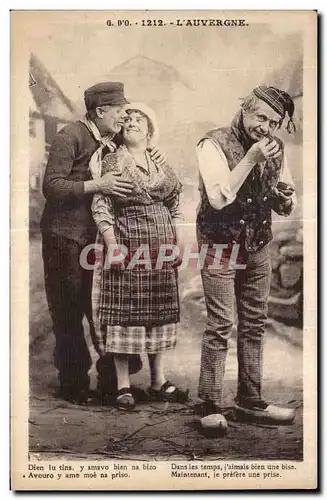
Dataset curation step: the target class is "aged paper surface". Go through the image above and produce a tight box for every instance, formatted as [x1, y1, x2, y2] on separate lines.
[11, 10, 317, 490]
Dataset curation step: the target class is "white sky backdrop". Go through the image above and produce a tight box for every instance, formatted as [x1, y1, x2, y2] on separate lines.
[29, 18, 303, 125]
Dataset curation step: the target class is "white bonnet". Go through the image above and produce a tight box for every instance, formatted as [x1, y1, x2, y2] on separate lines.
[125, 102, 159, 148]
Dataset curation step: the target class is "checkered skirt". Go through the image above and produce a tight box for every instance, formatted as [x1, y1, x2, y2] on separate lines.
[100, 323, 177, 354]
[92, 202, 180, 354]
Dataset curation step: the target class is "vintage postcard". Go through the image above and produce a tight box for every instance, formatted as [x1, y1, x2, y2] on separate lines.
[11, 10, 317, 490]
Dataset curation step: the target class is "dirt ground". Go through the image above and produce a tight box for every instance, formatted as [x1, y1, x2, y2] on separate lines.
[29, 236, 303, 461]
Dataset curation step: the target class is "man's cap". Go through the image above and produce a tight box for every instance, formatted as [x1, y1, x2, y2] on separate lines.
[84, 82, 129, 109]
[253, 85, 296, 134]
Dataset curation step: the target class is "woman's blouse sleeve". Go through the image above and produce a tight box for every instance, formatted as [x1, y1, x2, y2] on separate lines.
[91, 194, 115, 234]
[165, 189, 184, 221]
[91, 153, 118, 234]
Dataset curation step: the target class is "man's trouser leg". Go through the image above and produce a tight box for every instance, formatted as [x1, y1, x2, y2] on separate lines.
[42, 232, 92, 393]
[235, 244, 272, 407]
[198, 265, 235, 409]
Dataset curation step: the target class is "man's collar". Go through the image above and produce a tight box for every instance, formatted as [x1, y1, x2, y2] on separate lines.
[80, 115, 115, 145]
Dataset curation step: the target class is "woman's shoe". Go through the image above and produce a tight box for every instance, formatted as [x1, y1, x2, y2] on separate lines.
[116, 388, 135, 410]
[148, 380, 189, 403]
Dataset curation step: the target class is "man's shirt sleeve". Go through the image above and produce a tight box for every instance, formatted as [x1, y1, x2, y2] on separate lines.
[279, 152, 297, 207]
[272, 150, 297, 216]
[196, 139, 236, 210]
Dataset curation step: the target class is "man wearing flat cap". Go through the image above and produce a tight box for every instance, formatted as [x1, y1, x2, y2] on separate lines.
[196, 86, 297, 428]
[41, 82, 166, 404]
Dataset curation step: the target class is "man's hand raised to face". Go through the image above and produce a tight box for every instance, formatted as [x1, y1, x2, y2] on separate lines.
[100, 171, 134, 198]
[246, 137, 282, 165]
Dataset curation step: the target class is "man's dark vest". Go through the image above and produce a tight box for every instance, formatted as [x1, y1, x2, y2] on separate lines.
[196, 127, 283, 253]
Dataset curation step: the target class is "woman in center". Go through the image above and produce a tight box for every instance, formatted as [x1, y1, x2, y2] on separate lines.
[92, 103, 188, 410]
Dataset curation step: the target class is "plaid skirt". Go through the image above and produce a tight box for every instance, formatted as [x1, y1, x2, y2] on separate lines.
[92, 203, 180, 355]
[101, 323, 177, 354]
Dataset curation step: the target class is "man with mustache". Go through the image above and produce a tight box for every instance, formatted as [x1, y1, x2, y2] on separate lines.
[41, 82, 166, 404]
[196, 86, 297, 430]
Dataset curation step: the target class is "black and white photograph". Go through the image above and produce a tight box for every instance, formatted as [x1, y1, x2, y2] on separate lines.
[11, 10, 317, 490]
